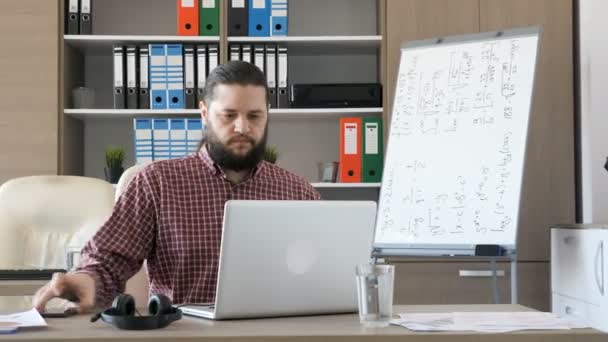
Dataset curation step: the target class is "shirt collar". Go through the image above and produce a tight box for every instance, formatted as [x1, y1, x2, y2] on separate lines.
[197, 146, 266, 181]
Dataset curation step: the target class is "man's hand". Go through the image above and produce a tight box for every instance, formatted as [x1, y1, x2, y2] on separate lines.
[32, 272, 96, 314]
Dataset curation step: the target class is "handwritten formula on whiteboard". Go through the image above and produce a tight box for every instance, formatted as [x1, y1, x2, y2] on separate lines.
[375, 30, 539, 248]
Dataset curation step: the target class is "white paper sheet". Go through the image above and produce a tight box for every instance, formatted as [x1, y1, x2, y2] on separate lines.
[0, 309, 47, 333]
[390, 313, 460, 332]
[392, 311, 589, 333]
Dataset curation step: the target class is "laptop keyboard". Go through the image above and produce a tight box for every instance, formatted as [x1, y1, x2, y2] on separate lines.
[0, 269, 66, 280]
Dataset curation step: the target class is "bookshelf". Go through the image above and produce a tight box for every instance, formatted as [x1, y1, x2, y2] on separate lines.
[64, 35, 221, 54]
[60, 0, 384, 197]
[226, 35, 382, 55]
[64, 107, 383, 119]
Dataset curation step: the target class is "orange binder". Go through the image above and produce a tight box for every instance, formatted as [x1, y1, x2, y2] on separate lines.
[339, 117, 362, 183]
[177, 0, 199, 36]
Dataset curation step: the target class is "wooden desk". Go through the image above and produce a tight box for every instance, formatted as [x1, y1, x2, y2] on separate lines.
[0, 304, 605, 342]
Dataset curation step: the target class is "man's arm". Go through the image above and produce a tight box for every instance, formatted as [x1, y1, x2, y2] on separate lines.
[74, 167, 158, 307]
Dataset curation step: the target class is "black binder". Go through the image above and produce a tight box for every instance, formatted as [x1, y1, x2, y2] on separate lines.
[229, 44, 241, 61]
[138, 45, 150, 109]
[79, 0, 92, 34]
[228, 0, 248, 36]
[184, 45, 196, 109]
[265, 45, 277, 108]
[196, 45, 207, 102]
[241, 44, 252, 63]
[277, 46, 288, 108]
[126, 46, 139, 109]
[66, 0, 79, 34]
[113, 46, 125, 109]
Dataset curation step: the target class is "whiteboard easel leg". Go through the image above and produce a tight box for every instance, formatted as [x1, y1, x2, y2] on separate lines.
[511, 257, 518, 304]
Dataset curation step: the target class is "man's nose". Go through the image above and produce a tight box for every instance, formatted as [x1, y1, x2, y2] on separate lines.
[234, 115, 249, 133]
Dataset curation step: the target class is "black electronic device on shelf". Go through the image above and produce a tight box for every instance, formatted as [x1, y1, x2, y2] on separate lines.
[289, 83, 382, 108]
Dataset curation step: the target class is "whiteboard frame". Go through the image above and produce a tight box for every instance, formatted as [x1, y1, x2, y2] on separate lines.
[373, 26, 542, 258]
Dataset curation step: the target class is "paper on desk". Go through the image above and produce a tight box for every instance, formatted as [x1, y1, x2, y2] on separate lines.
[454, 312, 579, 332]
[390, 313, 460, 332]
[392, 311, 587, 333]
[0, 309, 47, 333]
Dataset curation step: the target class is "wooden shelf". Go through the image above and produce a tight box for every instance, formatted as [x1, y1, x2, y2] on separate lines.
[271, 107, 382, 119]
[64, 35, 220, 54]
[311, 182, 381, 188]
[64, 35, 381, 55]
[64, 109, 199, 119]
[64, 108, 383, 119]
[227, 35, 382, 55]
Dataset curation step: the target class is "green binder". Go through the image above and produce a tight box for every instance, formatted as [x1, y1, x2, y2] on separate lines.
[200, 0, 220, 36]
[361, 117, 383, 182]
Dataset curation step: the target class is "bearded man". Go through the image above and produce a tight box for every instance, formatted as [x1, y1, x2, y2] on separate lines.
[33, 61, 320, 313]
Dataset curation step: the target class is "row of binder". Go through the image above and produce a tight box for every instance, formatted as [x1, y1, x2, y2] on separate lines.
[113, 44, 220, 110]
[66, 0, 289, 37]
[65, 0, 92, 34]
[229, 44, 288, 108]
[228, 0, 288, 37]
[339, 117, 384, 183]
[134, 118, 205, 164]
[177, 0, 220, 36]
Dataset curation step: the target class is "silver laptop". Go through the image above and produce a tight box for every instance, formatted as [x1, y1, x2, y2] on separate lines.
[180, 200, 377, 320]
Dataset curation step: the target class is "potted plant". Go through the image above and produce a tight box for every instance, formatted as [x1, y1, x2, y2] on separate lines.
[263, 146, 279, 164]
[104, 146, 125, 183]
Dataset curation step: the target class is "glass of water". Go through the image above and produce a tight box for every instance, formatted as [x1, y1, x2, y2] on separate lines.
[355, 264, 395, 327]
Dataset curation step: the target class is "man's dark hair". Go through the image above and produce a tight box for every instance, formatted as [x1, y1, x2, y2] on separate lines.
[202, 60, 268, 106]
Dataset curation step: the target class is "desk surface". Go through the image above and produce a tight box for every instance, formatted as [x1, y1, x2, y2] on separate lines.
[0, 304, 605, 342]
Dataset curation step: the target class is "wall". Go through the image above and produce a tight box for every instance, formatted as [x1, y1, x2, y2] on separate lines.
[579, 0, 608, 223]
[0, 0, 59, 183]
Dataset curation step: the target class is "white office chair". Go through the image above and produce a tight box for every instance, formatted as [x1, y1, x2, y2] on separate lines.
[0, 175, 115, 309]
[115, 164, 151, 306]
[0, 175, 115, 269]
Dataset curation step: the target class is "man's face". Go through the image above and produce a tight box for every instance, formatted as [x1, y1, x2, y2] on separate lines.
[200, 84, 269, 171]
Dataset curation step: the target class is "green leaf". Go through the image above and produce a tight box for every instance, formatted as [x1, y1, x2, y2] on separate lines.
[104, 146, 125, 169]
[263, 146, 279, 164]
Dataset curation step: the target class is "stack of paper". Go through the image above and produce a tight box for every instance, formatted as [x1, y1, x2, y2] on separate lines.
[0, 309, 47, 334]
[391, 311, 589, 333]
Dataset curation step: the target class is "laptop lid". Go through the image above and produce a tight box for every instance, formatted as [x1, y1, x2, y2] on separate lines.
[211, 200, 377, 319]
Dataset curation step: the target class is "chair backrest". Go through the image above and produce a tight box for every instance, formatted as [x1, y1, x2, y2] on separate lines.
[114, 164, 151, 305]
[115, 164, 147, 202]
[0, 175, 115, 269]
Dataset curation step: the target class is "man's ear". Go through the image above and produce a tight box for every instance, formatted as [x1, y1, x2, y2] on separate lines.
[199, 100, 208, 123]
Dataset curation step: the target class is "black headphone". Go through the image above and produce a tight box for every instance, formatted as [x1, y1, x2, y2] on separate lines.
[91, 294, 182, 330]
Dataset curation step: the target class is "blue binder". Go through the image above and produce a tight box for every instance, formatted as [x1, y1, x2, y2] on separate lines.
[186, 118, 204, 154]
[153, 118, 170, 160]
[248, 0, 270, 36]
[149, 44, 168, 109]
[133, 118, 153, 164]
[166, 44, 185, 109]
[270, 0, 288, 36]
[169, 118, 188, 159]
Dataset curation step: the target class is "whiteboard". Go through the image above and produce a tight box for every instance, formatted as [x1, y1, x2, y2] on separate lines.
[373, 27, 540, 255]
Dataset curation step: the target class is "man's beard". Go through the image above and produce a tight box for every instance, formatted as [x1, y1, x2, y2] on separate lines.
[205, 126, 268, 172]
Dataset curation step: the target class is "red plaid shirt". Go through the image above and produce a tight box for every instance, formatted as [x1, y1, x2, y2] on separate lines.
[76, 148, 320, 307]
